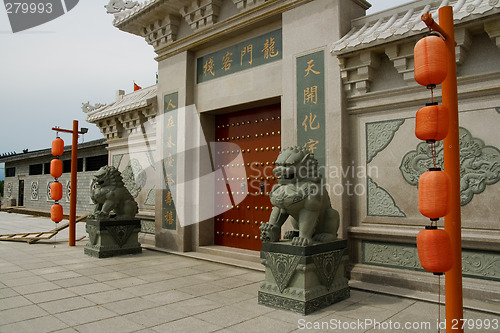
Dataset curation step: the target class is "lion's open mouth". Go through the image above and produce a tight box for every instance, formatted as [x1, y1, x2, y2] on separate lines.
[274, 166, 296, 180]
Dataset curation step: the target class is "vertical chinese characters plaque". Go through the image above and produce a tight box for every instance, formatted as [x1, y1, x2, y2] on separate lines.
[297, 51, 326, 173]
[162, 92, 178, 230]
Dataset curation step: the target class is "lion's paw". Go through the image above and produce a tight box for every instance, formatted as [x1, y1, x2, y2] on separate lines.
[259, 223, 281, 242]
[291, 236, 312, 246]
[312, 233, 336, 243]
[283, 230, 298, 240]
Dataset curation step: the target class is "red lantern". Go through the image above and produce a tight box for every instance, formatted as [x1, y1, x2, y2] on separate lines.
[52, 137, 64, 156]
[417, 226, 453, 274]
[418, 168, 450, 220]
[415, 103, 449, 142]
[51, 203, 63, 223]
[50, 181, 63, 201]
[414, 34, 448, 87]
[50, 159, 63, 178]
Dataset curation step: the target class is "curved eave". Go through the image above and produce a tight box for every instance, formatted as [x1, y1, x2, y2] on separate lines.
[112, 0, 190, 37]
[331, 0, 500, 56]
[86, 85, 158, 123]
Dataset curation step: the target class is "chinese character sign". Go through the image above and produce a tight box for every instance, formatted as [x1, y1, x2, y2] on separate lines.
[162, 92, 178, 230]
[296, 51, 326, 175]
[196, 29, 282, 83]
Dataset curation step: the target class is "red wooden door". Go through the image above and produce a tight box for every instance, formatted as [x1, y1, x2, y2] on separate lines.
[214, 104, 281, 251]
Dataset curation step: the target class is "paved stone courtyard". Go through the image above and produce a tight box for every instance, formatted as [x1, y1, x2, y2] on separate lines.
[0, 212, 498, 332]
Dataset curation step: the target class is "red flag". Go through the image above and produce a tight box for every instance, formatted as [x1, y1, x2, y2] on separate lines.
[134, 82, 142, 91]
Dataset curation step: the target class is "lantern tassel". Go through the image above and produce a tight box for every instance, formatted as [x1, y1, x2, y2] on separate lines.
[438, 274, 441, 333]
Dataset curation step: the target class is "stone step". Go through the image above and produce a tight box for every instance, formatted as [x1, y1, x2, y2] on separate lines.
[197, 245, 261, 262]
[143, 244, 264, 271]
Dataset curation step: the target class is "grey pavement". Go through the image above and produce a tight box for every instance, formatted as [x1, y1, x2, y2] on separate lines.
[0, 211, 499, 333]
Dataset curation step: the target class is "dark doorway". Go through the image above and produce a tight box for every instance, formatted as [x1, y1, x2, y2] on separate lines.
[18, 179, 24, 206]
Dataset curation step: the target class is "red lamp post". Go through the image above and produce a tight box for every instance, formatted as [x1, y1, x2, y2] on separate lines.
[52, 120, 87, 246]
[420, 7, 464, 332]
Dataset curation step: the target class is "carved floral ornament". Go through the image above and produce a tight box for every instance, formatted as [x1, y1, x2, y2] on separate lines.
[400, 127, 500, 206]
[6, 182, 12, 197]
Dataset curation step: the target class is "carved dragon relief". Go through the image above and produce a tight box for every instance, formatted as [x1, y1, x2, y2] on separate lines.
[400, 127, 500, 205]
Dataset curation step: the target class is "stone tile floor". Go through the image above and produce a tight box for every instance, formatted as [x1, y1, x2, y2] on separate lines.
[0, 212, 499, 332]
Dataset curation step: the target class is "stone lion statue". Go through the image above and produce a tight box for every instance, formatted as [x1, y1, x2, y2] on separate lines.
[259, 147, 340, 246]
[89, 166, 138, 220]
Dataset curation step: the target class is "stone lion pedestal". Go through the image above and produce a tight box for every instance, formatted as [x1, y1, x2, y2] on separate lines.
[84, 165, 142, 258]
[258, 147, 350, 314]
[259, 239, 349, 315]
[84, 218, 142, 258]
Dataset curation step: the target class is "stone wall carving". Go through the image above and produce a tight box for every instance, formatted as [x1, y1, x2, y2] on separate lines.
[122, 159, 147, 199]
[462, 252, 500, 280]
[112, 154, 123, 168]
[30, 181, 39, 201]
[400, 127, 500, 205]
[46, 181, 52, 201]
[6, 182, 12, 197]
[140, 220, 155, 234]
[312, 249, 345, 291]
[367, 177, 406, 217]
[363, 241, 500, 282]
[366, 119, 405, 163]
[363, 241, 421, 269]
[144, 188, 155, 206]
[65, 181, 71, 202]
[263, 252, 300, 293]
[145, 150, 155, 170]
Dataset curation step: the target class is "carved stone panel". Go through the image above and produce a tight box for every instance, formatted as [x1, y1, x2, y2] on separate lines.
[106, 224, 136, 248]
[400, 127, 500, 206]
[363, 241, 500, 282]
[367, 177, 406, 217]
[312, 249, 345, 291]
[122, 159, 146, 198]
[30, 181, 39, 201]
[366, 119, 405, 163]
[263, 251, 300, 293]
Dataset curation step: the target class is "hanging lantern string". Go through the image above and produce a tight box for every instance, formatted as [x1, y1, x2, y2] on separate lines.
[431, 142, 438, 168]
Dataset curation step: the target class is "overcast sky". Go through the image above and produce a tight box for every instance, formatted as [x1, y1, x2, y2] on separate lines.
[0, 0, 412, 180]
